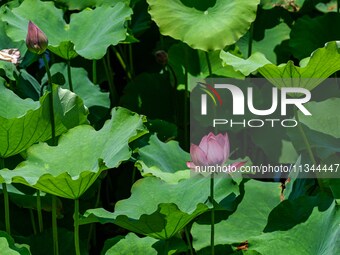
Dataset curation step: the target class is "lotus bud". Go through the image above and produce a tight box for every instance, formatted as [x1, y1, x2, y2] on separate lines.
[155, 50, 168, 66]
[26, 21, 48, 54]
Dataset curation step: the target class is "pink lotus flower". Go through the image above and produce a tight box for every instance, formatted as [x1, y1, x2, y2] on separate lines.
[187, 132, 244, 170]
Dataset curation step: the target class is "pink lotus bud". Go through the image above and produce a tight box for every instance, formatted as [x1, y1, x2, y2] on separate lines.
[187, 132, 230, 168]
[26, 21, 48, 54]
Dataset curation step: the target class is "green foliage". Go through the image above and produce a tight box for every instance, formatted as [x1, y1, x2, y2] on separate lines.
[0, 231, 31, 254]
[0, 0, 338, 254]
[3, 0, 132, 59]
[0, 108, 146, 199]
[147, 0, 260, 51]
[0, 83, 88, 157]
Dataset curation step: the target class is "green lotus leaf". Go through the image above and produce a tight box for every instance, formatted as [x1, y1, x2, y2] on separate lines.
[4, 184, 61, 212]
[135, 134, 190, 183]
[0, 61, 19, 81]
[53, 86, 89, 133]
[44, 63, 110, 109]
[16, 69, 41, 100]
[328, 178, 340, 199]
[247, 197, 339, 254]
[0, 107, 147, 199]
[0, 231, 31, 255]
[290, 13, 340, 59]
[237, 22, 291, 63]
[193, 180, 338, 254]
[146, 0, 260, 51]
[145, 119, 177, 142]
[298, 98, 340, 139]
[82, 176, 239, 239]
[316, 0, 338, 13]
[55, 0, 130, 10]
[0, 82, 88, 157]
[191, 179, 281, 251]
[103, 233, 187, 255]
[3, 0, 132, 59]
[68, 4, 132, 59]
[287, 123, 340, 160]
[48, 41, 78, 60]
[104, 233, 158, 255]
[220, 41, 340, 90]
[220, 50, 271, 76]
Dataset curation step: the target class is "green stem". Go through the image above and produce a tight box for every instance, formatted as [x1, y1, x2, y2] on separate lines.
[248, 22, 254, 58]
[294, 108, 316, 165]
[338, 0, 340, 13]
[184, 51, 189, 150]
[128, 44, 134, 77]
[167, 64, 178, 89]
[210, 174, 215, 255]
[37, 190, 44, 232]
[112, 46, 132, 80]
[184, 227, 194, 255]
[131, 167, 137, 185]
[43, 53, 59, 254]
[67, 59, 74, 92]
[294, 109, 327, 190]
[243, 21, 253, 158]
[52, 196, 59, 255]
[87, 182, 101, 249]
[74, 199, 81, 255]
[92, 60, 97, 84]
[164, 239, 168, 255]
[29, 209, 37, 235]
[42, 54, 56, 146]
[205, 52, 212, 76]
[103, 52, 118, 106]
[2, 183, 10, 235]
[1, 158, 10, 235]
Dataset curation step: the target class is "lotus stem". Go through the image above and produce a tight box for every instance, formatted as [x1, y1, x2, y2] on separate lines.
[42, 53, 59, 254]
[184, 51, 189, 149]
[184, 226, 194, 255]
[210, 173, 215, 255]
[87, 182, 101, 249]
[103, 52, 118, 106]
[248, 22, 254, 58]
[52, 195, 59, 255]
[92, 60, 97, 84]
[294, 108, 327, 190]
[113, 46, 132, 80]
[205, 52, 212, 76]
[42, 53, 56, 146]
[37, 190, 43, 232]
[294, 108, 316, 165]
[29, 209, 37, 235]
[164, 239, 168, 255]
[131, 167, 136, 185]
[128, 44, 134, 77]
[2, 183, 10, 235]
[74, 199, 81, 255]
[0, 157, 10, 235]
[67, 59, 74, 92]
